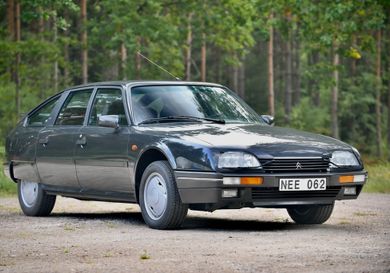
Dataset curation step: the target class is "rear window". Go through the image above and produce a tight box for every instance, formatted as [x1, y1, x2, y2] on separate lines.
[55, 89, 93, 126]
[27, 96, 61, 127]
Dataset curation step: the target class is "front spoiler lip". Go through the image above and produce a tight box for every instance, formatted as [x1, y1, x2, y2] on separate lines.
[174, 170, 367, 205]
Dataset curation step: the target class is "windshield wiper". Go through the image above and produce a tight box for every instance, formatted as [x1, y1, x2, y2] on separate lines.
[138, 116, 225, 125]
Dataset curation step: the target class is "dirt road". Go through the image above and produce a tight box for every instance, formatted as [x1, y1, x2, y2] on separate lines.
[0, 193, 389, 273]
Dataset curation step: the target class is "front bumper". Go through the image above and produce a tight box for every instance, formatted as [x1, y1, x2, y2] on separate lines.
[174, 170, 367, 208]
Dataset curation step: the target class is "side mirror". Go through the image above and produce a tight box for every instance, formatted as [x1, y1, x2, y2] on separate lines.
[98, 115, 119, 129]
[260, 115, 275, 126]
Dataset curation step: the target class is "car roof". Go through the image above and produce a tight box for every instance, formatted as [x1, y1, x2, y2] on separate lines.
[64, 80, 224, 91]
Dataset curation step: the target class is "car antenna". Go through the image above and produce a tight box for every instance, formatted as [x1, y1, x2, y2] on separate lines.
[137, 51, 181, 81]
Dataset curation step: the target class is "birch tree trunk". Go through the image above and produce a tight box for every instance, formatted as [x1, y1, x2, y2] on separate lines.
[275, 31, 283, 103]
[232, 65, 239, 92]
[351, 35, 357, 76]
[375, 30, 383, 157]
[7, 0, 15, 40]
[331, 43, 340, 139]
[387, 67, 390, 160]
[201, 32, 206, 82]
[119, 41, 127, 80]
[312, 51, 320, 106]
[63, 10, 70, 86]
[53, 14, 59, 92]
[135, 37, 141, 80]
[238, 60, 245, 99]
[39, 7, 46, 98]
[267, 14, 275, 116]
[284, 29, 293, 124]
[81, 0, 88, 84]
[293, 27, 301, 106]
[15, 0, 21, 118]
[185, 13, 193, 81]
[388, 24, 390, 160]
[216, 48, 222, 83]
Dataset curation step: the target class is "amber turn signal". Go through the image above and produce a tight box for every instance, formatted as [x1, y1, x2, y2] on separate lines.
[240, 177, 263, 185]
[339, 175, 354, 183]
[131, 144, 138, 151]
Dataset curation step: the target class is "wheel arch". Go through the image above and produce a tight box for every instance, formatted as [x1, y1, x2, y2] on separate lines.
[134, 145, 176, 203]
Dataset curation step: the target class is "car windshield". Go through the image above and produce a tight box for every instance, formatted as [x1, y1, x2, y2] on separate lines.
[131, 85, 262, 125]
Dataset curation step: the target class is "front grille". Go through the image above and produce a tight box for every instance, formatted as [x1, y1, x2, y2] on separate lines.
[252, 187, 341, 200]
[260, 158, 330, 173]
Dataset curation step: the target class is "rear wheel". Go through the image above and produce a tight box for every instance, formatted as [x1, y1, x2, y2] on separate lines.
[139, 161, 188, 229]
[18, 181, 56, 216]
[287, 203, 334, 224]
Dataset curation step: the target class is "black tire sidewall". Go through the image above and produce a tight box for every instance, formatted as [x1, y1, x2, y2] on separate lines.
[139, 161, 186, 229]
[17, 181, 55, 216]
[287, 203, 334, 224]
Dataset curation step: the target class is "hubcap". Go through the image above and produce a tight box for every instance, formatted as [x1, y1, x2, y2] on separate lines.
[143, 172, 168, 220]
[20, 181, 39, 207]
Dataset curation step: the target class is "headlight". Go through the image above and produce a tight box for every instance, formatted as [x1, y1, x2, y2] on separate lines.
[330, 151, 359, 168]
[218, 152, 261, 169]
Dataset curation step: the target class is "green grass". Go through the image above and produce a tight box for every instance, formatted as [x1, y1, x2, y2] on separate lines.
[363, 158, 390, 193]
[0, 146, 389, 195]
[0, 146, 17, 196]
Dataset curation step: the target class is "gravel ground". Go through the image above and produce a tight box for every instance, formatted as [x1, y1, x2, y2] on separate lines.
[0, 193, 389, 273]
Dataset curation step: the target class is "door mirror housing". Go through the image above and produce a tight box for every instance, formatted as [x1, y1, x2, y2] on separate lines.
[98, 115, 119, 129]
[260, 115, 275, 126]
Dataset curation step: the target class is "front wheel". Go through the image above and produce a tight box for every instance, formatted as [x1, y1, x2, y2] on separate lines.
[139, 161, 188, 229]
[18, 181, 56, 216]
[287, 203, 334, 224]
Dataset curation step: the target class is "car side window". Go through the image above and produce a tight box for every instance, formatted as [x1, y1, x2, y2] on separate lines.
[55, 89, 93, 125]
[88, 88, 128, 126]
[27, 96, 61, 127]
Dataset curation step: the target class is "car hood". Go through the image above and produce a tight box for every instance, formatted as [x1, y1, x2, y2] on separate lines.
[137, 123, 352, 158]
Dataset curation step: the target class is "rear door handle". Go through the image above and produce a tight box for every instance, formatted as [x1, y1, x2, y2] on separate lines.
[38, 137, 49, 146]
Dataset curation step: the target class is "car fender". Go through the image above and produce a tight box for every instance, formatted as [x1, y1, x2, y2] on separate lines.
[134, 142, 177, 173]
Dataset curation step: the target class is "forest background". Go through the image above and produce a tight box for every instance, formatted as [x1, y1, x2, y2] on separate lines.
[0, 0, 389, 193]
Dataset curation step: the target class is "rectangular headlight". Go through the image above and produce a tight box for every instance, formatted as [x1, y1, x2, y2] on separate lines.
[330, 151, 359, 168]
[218, 152, 261, 169]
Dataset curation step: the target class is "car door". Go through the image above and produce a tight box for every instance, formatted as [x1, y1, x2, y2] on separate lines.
[35, 88, 94, 188]
[74, 87, 133, 194]
[11, 94, 62, 183]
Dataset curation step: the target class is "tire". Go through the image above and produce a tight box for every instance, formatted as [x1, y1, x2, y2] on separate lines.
[139, 161, 188, 229]
[287, 203, 334, 224]
[18, 181, 56, 216]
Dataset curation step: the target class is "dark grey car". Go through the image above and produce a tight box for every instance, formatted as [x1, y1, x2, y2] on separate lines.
[4, 81, 367, 229]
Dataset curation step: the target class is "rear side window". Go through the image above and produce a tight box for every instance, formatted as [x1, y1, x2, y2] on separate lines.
[55, 89, 93, 125]
[88, 88, 128, 126]
[27, 96, 61, 127]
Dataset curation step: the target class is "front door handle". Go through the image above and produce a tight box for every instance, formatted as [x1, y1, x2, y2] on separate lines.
[76, 135, 87, 147]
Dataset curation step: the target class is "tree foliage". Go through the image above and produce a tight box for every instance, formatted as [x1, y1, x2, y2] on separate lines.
[0, 0, 389, 158]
